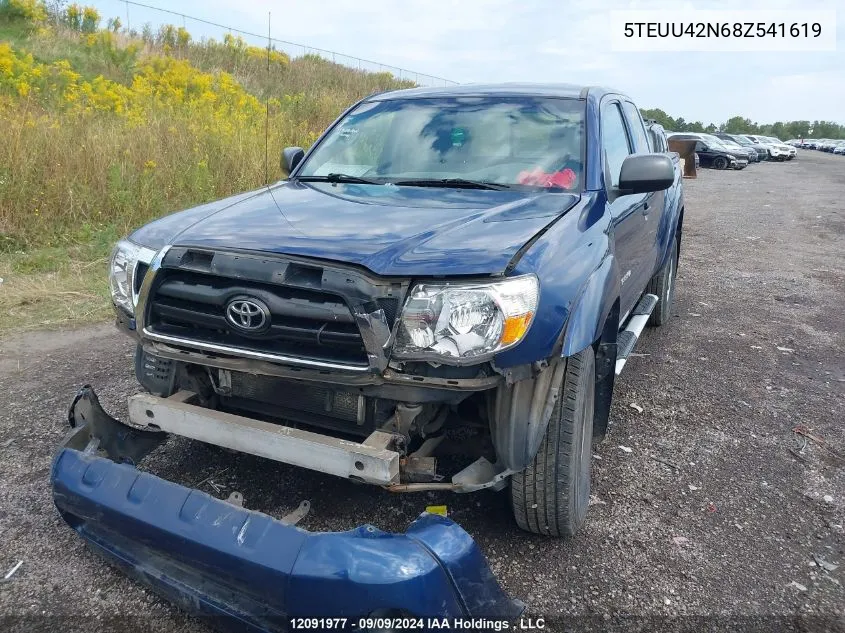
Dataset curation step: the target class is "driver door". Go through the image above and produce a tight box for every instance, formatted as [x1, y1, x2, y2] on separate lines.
[602, 101, 649, 318]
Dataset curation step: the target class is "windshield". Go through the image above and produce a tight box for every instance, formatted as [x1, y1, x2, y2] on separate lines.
[695, 134, 727, 149]
[732, 136, 752, 146]
[701, 134, 730, 148]
[297, 96, 585, 191]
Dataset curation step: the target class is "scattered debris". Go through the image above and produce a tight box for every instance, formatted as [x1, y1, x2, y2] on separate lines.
[688, 484, 699, 491]
[788, 581, 807, 592]
[706, 502, 717, 513]
[787, 448, 808, 463]
[618, 445, 633, 453]
[426, 505, 448, 517]
[750, 345, 763, 349]
[208, 480, 226, 494]
[629, 403, 644, 413]
[812, 554, 838, 573]
[2, 560, 22, 582]
[776, 346, 795, 353]
[688, 312, 702, 317]
[792, 426, 845, 463]
[193, 467, 229, 490]
[823, 495, 834, 504]
[588, 495, 606, 507]
[0, 438, 15, 449]
[672, 536, 689, 546]
[650, 455, 679, 470]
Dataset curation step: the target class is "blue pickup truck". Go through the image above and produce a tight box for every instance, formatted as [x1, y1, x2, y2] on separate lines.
[54, 83, 683, 624]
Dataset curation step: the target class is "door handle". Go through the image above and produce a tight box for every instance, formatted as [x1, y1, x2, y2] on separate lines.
[642, 201, 650, 214]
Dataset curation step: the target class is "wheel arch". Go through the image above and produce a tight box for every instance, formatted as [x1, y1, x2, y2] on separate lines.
[490, 256, 620, 471]
[676, 205, 685, 256]
[591, 297, 619, 439]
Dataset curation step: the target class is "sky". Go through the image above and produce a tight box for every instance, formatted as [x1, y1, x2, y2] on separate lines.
[88, 0, 844, 125]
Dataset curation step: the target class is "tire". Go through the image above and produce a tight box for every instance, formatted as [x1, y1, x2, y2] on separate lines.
[510, 346, 595, 537]
[713, 156, 728, 170]
[645, 235, 678, 327]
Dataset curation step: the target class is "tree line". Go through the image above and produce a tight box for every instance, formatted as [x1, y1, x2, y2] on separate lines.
[640, 108, 845, 140]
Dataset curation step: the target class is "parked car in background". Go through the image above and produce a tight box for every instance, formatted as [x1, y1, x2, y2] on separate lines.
[762, 137, 796, 159]
[719, 133, 770, 161]
[709, 134, 758, 163]
[832, 141, 845, 155]
[821, 139, 844, 152]
[785, 139, 801, 147]
[668, 133, 746, 170]
[745, 135, 790, 161]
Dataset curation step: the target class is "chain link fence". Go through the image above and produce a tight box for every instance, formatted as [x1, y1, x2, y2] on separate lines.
[114, 0, 457, 88]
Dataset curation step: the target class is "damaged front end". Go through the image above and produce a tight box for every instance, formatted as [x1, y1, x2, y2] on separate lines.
[52, 387, 523, 631]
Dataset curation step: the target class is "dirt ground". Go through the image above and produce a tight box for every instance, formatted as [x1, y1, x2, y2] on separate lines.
[1, 152, 843, 633]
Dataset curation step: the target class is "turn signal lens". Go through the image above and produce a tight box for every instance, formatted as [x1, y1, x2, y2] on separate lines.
[501, 312, 534, 346]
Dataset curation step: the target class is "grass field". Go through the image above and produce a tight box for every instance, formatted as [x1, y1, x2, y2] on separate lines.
[0, 0, 413, 335]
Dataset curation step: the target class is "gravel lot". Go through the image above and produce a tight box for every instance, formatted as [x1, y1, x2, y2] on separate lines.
[1, 152, 843, 633]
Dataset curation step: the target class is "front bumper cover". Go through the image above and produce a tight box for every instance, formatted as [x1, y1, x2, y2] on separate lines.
[52, 387, 523, 631]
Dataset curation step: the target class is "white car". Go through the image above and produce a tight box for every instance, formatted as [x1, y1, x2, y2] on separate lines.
[763, 137, 797, 159]
[745, 135, 792, 161]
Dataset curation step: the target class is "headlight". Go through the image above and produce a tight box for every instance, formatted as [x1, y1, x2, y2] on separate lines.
[109, 239, 156, 315]
[393, 275, 538, 364]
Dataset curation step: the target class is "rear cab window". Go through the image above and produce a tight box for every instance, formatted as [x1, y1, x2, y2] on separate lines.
[620, 102, 651, 153]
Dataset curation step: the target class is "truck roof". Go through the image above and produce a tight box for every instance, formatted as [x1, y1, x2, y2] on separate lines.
[369, 83, 626, 101]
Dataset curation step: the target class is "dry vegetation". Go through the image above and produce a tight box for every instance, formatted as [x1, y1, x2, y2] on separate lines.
[0, 0, 414, 334]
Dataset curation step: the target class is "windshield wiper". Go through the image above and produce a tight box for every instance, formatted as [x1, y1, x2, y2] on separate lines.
[297, 173, 382, 185]
[392, 178, 510, 191]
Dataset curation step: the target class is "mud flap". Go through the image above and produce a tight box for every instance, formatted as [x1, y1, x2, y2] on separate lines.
[52, 387, 523, 630]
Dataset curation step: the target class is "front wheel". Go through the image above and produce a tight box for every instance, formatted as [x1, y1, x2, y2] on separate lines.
[509, 347, 595, 537]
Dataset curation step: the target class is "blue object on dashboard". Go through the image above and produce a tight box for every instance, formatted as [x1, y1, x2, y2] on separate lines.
[51, 447, 523, 631]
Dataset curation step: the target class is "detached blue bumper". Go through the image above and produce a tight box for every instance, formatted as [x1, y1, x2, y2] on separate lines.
[52, 388, 522, 631]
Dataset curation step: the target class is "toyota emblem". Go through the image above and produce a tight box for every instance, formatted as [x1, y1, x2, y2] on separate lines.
[225, 297, 270, 332]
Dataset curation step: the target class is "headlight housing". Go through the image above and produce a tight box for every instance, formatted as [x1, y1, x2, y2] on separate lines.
[393, 275, 538, 364]
[109, 239, 156, 315]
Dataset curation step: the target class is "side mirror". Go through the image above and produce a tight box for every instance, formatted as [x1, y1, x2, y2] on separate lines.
[281, 147, 305, 176]
[618, 153, 674, 194]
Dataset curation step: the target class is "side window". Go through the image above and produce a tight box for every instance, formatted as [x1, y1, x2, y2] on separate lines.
[647, 127, 667, 152]
[601, 103, 632, 189]
[695, 141, 706, 152]
[620, 102, 650, 153]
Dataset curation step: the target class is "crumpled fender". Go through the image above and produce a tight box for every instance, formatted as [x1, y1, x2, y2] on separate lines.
[51, 388, 523, 630]
[560, 254, 620, 357]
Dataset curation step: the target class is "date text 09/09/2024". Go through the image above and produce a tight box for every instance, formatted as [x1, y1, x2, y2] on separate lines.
[289, 618, 547, 630]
